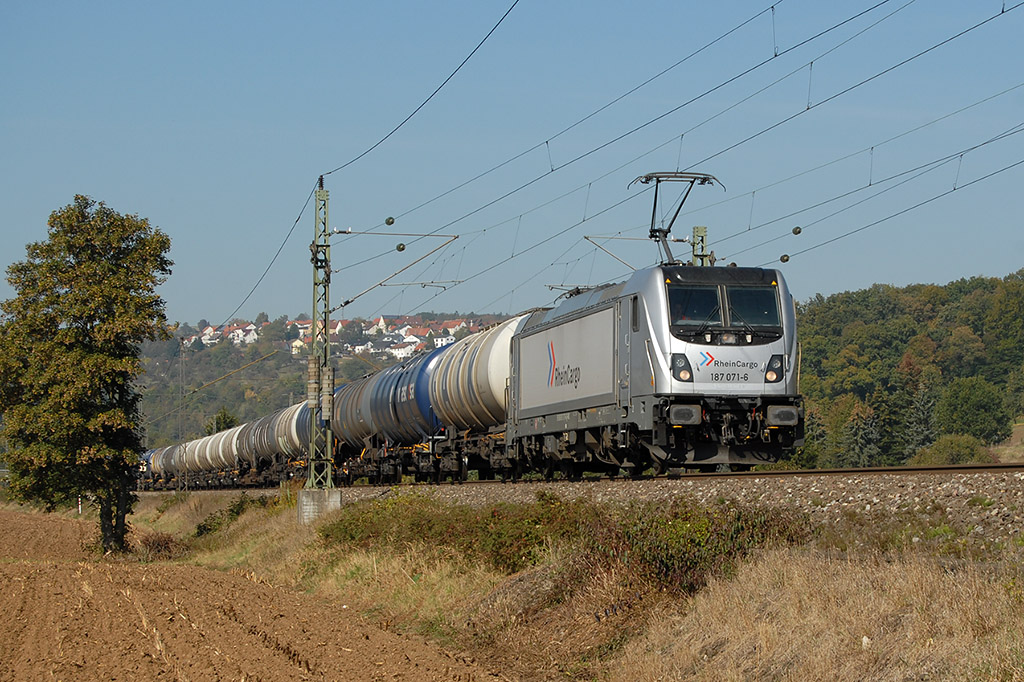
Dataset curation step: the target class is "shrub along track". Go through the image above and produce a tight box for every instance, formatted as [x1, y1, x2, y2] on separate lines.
[163, 463, 1024, 547]
[296, 463, 1024, 548]
[0, 509, 494, 682]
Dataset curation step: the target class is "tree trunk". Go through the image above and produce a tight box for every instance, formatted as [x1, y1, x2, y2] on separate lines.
[97, 494, 115, 553]
[114, 483, 130, 551]
[96, 482, 132, 553]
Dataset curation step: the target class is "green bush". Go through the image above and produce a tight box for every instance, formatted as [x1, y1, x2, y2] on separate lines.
[155, 491, 189, 515]
[907, 434, 996, 466]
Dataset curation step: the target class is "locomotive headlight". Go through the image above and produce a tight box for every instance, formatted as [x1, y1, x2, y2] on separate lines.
[764, 354, 785, 383]
[671, 353, 694, 382]
[719, 332, 738, 345]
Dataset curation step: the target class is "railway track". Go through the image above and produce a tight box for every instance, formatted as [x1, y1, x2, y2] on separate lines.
[140, 461, 1024, 496]
[141, 462, 1024, 547]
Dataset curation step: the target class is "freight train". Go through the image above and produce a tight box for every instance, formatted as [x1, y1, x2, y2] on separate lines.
[141, 173, 805, 488]
[142, 262, 804, 487]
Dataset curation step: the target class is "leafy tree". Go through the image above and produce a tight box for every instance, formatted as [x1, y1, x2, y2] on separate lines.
[935, 376, 1012, 444]
[789, 403, 824, 469]
[176, 322, 198, 338]
[254, 311, 269, 327]
[259, 315, 292, 344]
[0, 196, 172, 551]
[204, 407, 239, 436]
[336, 320, 368, 344]
[981, 280, 1024, 383]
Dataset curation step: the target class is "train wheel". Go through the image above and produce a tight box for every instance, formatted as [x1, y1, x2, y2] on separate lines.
[560, 460, 583, 482]
[542, 459, 556, 481]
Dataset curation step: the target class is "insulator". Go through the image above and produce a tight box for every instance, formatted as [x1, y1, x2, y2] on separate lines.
[306, 356, 320, 409]
[320, 366, 335, 415]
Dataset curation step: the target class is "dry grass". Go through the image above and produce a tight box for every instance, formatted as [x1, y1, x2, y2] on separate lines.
[316, 546, 504, 639]
[128, 490, 1024, 682]
[133, 490, 253, 536]
[460, 558, 663, 680]
[608, 549, 1024, 681]
[993, 422, 1024, 463]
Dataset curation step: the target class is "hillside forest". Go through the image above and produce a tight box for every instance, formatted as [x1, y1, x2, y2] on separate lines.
[139, 269, 1024, 468]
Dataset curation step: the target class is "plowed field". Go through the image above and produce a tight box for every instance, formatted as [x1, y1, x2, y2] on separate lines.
[0, 509, 491, 682]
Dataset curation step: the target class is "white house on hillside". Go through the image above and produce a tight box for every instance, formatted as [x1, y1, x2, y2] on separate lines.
[386, 342, 417, 360]
[227, 323, 258, 346]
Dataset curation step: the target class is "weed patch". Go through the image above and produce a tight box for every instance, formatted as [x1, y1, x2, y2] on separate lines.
[813, 500, 991, 557]
[134, 529, 190, 561]
[194, 493, 269, 537]
[155, 491, 189, 515]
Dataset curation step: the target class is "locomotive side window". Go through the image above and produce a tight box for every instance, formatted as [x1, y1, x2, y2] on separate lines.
[725, 286, 781, 328]
[668, 285, 720, 326]
[631, 296, 639, 332]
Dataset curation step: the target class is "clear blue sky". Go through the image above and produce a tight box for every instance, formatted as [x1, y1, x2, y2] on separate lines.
[3, 1, 1022, 326]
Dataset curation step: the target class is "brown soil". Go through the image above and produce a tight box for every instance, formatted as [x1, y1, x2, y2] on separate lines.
[0, 509, 495, 682]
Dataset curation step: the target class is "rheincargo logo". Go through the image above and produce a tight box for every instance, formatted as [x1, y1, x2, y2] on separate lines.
[548, 342, 581, 388]
[709, 359, 761, 370]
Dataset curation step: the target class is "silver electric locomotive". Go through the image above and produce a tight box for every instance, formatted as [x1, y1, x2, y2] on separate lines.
[507, 262, 803, 474]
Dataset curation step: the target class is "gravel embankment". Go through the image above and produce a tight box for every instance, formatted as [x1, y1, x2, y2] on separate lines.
[339, 471, 1024, 544]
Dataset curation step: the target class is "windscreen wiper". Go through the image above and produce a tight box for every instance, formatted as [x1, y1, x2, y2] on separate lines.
[693, 305, 721, 337]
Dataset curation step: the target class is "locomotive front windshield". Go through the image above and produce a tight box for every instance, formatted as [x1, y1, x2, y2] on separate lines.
[668, 285, 721, 326]
[668, 284, 781, 329]
[726, 286, 781, 327]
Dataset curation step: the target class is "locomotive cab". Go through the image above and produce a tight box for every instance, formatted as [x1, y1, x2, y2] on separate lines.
[646, 265, 804, 470]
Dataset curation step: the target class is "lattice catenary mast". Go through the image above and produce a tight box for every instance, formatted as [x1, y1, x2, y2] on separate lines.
[306, 176, 335, 489]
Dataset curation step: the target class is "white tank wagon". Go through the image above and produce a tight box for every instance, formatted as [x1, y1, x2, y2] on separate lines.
[141, 401, 312, 488]
[429, 315, 527, 431]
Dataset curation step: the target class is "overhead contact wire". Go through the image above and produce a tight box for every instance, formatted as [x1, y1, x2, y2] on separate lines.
[344, 0, 902, 274]
[761, 157, 1024, 265]
[720, 122, 1024, 259]
[383, 2, 785, 225]
[682, 80, 1024, 239]
[683, 1, 1024, 173]
[322, 0, 521, 178]
[215, 2, 520, 327]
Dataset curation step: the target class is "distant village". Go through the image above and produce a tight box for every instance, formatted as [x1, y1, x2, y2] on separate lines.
[180, 314, 497, 361]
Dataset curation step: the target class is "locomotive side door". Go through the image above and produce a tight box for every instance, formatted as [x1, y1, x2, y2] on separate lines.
[616, 298, 630, 409]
